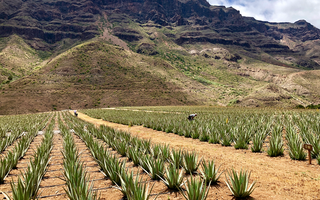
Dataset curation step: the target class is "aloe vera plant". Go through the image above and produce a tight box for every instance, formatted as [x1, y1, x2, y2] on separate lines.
[300, 130, 320, 158]
[220, 130, 232, 146]
[199, 160, 223, 185]
[267, 125, 284, 157]
[208, 132, 220, 144]
[233, 126, 251, 149]
[61, 124, 99, 200]
[169, 149, 183, 169]
[159, 144, 170, 160]
[127, 174, 154, 200]
[150, 144, 162, 159]
[251, 133, 265, 153]
[141, 156, 165, 180]
[183, 128, 192, 138]
[199, 132, 209, 142]
[191, 127, 200, 139]
[113, 139, 127, 157]
[115, 171, 155, 200]
[139, 154, 152, 173]
[267, 134, 284, 157]
[0, 128, 42, 184]
[104, 156, 126, 186]
[182, 151, 202, 174]
[225, 169, 256, 198]
[127, 146, 141, 166]
[114, 171, 134, 197]
[159, 164, 185, 190]
[141, 139, 152, 154]
[286, 125, 306, 160]
[0, 151, 16, 184]
[63, 160, 99, 200]
[180, 176, 210, 200]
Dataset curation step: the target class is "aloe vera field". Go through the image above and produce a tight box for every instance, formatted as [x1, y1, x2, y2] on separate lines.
[0, 107, 320, 200]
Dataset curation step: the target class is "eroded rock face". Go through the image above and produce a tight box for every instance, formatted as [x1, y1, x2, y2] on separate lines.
[1, 0, 320, 69]
[0, 0, 100, 44]
[0, 0, 277, 45]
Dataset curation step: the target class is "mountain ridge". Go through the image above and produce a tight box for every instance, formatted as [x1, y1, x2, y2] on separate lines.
[1, 0, 320, 114]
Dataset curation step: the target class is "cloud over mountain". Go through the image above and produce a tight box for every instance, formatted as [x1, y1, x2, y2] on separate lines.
[208, 0, 320, 28]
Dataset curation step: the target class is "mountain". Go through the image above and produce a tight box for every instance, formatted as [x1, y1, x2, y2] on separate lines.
[1, 0, 320, 114]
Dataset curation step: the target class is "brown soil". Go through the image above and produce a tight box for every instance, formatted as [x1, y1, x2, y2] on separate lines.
[76, 111, 320, 200]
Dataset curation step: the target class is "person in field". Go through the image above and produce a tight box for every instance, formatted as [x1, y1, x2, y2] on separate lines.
[188, 113, 197, 121]
[74, 110, 78, 117]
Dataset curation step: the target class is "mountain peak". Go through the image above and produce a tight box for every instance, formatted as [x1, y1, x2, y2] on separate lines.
[294, 19, 313, 27]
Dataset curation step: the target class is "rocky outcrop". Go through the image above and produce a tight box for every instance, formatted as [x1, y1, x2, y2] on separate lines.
[136, 43, 158, 55]
[1, 0, 320, 69]
[0, 0, 100, 44]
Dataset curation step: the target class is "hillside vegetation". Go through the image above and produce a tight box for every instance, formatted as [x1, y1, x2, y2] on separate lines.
[1, 0, 320, 114]
[0, 34, 319, 114]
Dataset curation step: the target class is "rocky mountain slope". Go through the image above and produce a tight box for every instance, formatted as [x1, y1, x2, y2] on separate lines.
[1, 0, 320, 114]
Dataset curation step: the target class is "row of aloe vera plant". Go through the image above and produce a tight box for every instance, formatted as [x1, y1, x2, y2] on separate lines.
[81, 108, 320, 162]
[65, 111, 256, 199]
[80, 108, 275, 151]
[64, 114, 150, 199]
[286, 112, 320, 163]
[0, 113, 52, 154]
[0, 113, 54, 184]
[2, 116, 55, 200]
[70, 116, 214, 199]
[58, 114, 99, 200]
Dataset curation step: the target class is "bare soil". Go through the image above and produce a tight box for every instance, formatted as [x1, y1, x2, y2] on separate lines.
[76, 111, 320, 200]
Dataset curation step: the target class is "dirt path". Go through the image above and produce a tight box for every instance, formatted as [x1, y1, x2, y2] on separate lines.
[76, 111, 320, 200]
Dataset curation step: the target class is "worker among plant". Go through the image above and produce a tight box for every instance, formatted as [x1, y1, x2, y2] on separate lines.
[188, 113, 197, 121]
[74, 110, 78, 117]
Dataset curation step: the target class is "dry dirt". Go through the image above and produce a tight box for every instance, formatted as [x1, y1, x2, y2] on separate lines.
[76, 111, 320, 200]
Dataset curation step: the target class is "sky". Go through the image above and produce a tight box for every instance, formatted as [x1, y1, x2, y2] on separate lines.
[207, 0, 320, 29]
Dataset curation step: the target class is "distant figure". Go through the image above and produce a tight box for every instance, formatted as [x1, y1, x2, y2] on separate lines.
[188, 113, 197, 121]
[74, 110, 78, 117]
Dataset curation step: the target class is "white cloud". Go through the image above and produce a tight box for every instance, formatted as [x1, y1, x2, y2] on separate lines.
[207, 0, 320, 28]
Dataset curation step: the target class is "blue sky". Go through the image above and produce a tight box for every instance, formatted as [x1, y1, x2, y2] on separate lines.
[207, 0, 320, 29]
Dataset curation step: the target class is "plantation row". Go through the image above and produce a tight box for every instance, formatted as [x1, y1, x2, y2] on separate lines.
[3, 117, 55, 199]
[81, 107, 320, 162]
[63, 111, 256, 199]
[58, 112, 100, 199]
[1, 110, 256, 199]
[0, 113, 53, 185]
[0, 113, 52, 154]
